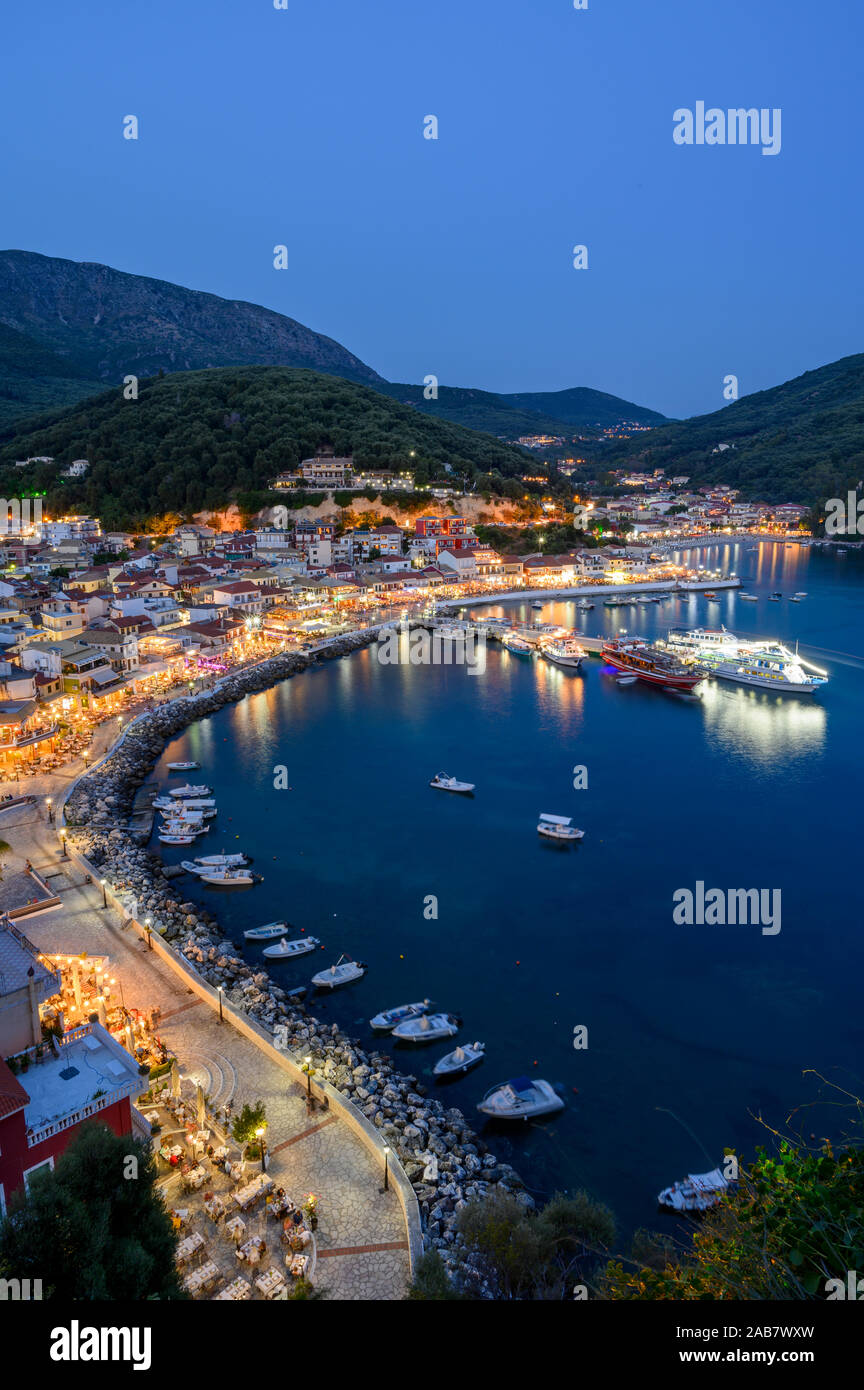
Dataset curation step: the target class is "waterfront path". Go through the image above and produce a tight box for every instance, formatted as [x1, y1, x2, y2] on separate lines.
[0, 800, 411, 1300]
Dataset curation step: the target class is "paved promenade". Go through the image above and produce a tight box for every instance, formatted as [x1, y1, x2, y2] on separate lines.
[0, 797, 411, 1300]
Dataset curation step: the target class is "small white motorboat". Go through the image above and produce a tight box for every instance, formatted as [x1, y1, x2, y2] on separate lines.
[167, 761, 200, 771]
[738, 594, 759, 602]
[159, 832, 197, 845]
[575, 600, 594, 611]
[392, 1012, 460, 1042]
[243, 920, 290, 940]
[537, 813, 584, 842]
[194, 853, 249, 867]
[370, 1000, 431, 1030]
[616, 675, 638, 686]
[200, 867, 256, 887]
[262, 935, 321, 959]
[477, 1076, 564, 1121]
[169, 783, 213, 798]
[311, 955, 366, 989]
[154, 796, 216, 811]
[794, 592, 807, 597]
[657, 1168, 730, 1213]
[161, 821, 207, 838]
[531, 601, 543, 610]
[433, 1042, 486, 1076]
[430, 773, 475, 794]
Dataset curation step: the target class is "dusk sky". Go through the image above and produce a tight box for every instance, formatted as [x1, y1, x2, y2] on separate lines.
[4, 0, 862, 418]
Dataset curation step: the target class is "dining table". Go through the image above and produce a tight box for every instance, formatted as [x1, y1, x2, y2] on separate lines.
[236, 1236, 266, 1266]
[255, 1267, 287, 1300]
[183, 1260, 220, 1294]
[175, 1231, 206, 1265]
[213, 1277, 252, 1301]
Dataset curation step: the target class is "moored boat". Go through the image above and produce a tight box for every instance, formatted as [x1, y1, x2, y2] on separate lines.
[392, 1012, 460, 1042]
[262, 935, 321, 959]
[243, 920, 290, 940]
[167, 761, 200, 771]
[159, 832, 197, 845]
[602, 639, 707, 690]
[477, 1077, 564, 1120]
[500, 632, 534, 657]
[169, 783, 213, 798]
[433, 1042, 486, 1076]
[738, 593, 759, 601]
[311, 955, 366, 989]
[200, 867, 257, 887]
[430, 773, 475, 794]
[370, 1000, 431, 1030]
[540, 637, 586, 670]
[537, 813, 584, 842]
[657, 1168, 730, 1213]
[194, 852, 249, 867]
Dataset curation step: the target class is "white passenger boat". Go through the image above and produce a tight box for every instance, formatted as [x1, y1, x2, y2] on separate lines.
[370, 1000, 431, 1030]
[500, 632, 534, 657]
[167, 761, 200, 771]
[531, 601, 543, 610]
[262, 935, 321, 959]
[243, 920, 290, 940]
[706, 649, 827, 693]
[657, 1168, 730, 1213]
[169, 783, 213, 798]
[477, 1077, 564, 1120]
[430, 773, 475, 794]
[575, 600, 594, 611]
[392, 1012, 460, 1042]
[738, 594, 759, 602]
[540, 638, 586, 670]
[537, 813, 584, 842]
[200, 867, 256, 887]
[311, 956, 366, 989]
[194, 853, 249, 867]
[433, 1042, 486, 1076]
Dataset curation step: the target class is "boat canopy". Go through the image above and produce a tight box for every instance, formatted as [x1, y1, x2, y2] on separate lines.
[539, 813, 572, 826]
[508, 1076, 534, 1093]
[687, 1169, 728, 1191]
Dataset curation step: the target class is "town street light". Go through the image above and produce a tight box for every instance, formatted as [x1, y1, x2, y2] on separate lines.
[255, 1125, 267, 1173]
[60, 828, 67, 858]
[305, 1055, 313, 1100]
[217, 984, 224, 1023]
[46, 797, 53, 824]
[100, 878, 108, 908]
[381, 1145, 390, 1194]
[144, 917, 152, 950]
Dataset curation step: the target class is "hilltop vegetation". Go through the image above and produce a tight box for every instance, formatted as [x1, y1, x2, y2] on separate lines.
[0, 366, 535, 530]
[597, 353, 864, 503]
[378, 382, 666, 440]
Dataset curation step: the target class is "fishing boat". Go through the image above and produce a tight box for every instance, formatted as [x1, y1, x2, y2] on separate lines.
[602, 639, 707, 690]
[657, 1168, 729, 1213]
[167, 761, 200, 771]
[392, 1012, 460, 1042]
[370, 1001, 431, 1031]
[153, 796, 216, 813]
[500, 631, 534, 657]
[477, 1077, 564, 1121]
[200, 867, 256, 887]
[433, 1042, 486, 1076]
[738, 593, 759, 602]
[262, 935, 321, 959]
[194, 852, 249, 867]
[161, 820, 207, 838]
[540, 637, 586, 670]
[430, 773, 475, 794]
[537, 813, 584, 842]
[703, 591, 717, 599]
[243, 920, 290, 941]
[311, 956, 366, 989]
[169, 783, 213, 798]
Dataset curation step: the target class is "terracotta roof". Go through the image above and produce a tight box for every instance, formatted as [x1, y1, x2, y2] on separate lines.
[0, 1057, 29, 1121]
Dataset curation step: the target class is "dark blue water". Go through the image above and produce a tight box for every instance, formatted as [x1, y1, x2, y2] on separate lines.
[152, 542, 864, 1231]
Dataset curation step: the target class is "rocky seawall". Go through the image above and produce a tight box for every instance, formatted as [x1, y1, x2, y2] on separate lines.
[63, 633, 530, 1294]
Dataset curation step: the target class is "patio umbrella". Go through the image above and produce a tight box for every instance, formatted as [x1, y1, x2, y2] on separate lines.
[196, 1082, 206, 1128]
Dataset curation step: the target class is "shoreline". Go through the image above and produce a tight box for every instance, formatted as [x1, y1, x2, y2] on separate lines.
[58, 628, 532, 1291]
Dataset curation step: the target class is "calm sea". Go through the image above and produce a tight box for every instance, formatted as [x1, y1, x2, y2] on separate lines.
[153, 541, 864, 1232]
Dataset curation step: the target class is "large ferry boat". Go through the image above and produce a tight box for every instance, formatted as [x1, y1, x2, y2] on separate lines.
[539, 637, 586, 670]
[602, 639, 707, 690]
[663, 628, 828, 695]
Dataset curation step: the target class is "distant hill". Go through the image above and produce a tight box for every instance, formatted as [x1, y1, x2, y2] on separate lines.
[0, 250, 383, 429]
[596, 354, 864, 503]
[0, 365, 536, 529]
[378, 381, 666, 438]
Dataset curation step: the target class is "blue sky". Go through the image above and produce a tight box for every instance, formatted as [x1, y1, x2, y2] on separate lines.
[3, 0, 862, 418]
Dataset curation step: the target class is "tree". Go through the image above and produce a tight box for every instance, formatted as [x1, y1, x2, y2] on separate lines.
[231, 1100, 267, 1148]
[407, 1248, 465, 1300]
[0, 1122, 185, 1300]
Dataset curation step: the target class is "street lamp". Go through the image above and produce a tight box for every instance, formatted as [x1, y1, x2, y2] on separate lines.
[46, 797, 53, 824]
[255, 1125, 267, 1173]
[217, 984, 224, 1023]
[100, 878, 108, 908]
[144, 917, 152, 951]
[381, 1145, 390, 1194]
[60, 828, 67, 858]
[304, 1055, 313, 1101]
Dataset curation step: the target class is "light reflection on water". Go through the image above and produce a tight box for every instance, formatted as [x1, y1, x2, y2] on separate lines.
[699, 680, 826, 765]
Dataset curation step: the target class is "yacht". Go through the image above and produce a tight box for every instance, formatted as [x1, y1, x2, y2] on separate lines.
[537, 813, 584, 842]
[477, 1077, 564, 1121]
[167, 761, 200, 772]
[433, 1042, 486, 1076]
[311, 956, 366, 989]
[169, 783, 213, 798]
[430, 773, 475, 794]
[540, 638, 586, 670]
[370, 1001, 431, 1031]
[392, 1012, 460, 1042]
[500, 631, 534, 657]
[262, 935, 321, 959]
[243, 920, 291, 940]
[657, 1168, 729, 1214]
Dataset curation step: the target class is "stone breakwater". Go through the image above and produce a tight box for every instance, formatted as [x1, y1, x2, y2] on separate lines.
[63, 634, 530, 1293]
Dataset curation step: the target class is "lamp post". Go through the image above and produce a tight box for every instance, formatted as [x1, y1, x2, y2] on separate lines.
[46, 797, 53, 824]
[305, 1056, 312, 1100]
[381, 1145, 390, 1194]
[60, 828, 67, 858]
[144, 917, 152, 951]
[217, 984, 224, 1023]
[255, 1126, 267, 1173]
[100, 878, 108, 908]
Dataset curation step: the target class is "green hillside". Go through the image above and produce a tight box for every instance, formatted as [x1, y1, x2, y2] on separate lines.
[379, 381, 666, 438]
[0, 366, 535, 529]
[597, 353, 864, 503]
